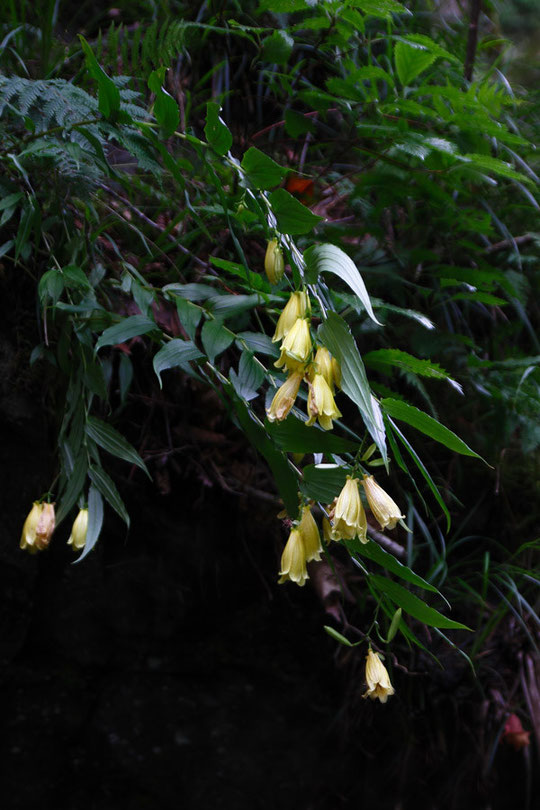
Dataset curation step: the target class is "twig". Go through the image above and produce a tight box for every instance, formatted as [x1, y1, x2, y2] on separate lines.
[485, 233, 535, 254]
[464, 0, 482, 82]
[366, 522, 406, 559]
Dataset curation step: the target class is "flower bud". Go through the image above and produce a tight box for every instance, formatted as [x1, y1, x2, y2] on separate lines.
[306, 373, 342, 431]
[272, 291, 309, 344]
[361, 475, 404, 531]
[331, 477, 367, 542]
[20, 501, 55, 553]
[266, 370, 304, 422]
[363, 648, 395, 703]
[264, 239, 285, 285]
[68, 508, 89, 551]
[274, 318, 312, 372]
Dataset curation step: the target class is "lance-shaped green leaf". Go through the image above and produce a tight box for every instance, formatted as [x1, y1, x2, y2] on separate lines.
[148, 67, 179, 136]
[364, 349, 458, 386]
[201, 319, 235, 363]
[206, 293, 261, 319]
[319, 312, 387, 465]
[89, 464, 130, 527]
[386, 416, 450, 530]
[153, 339, 204, 386]
[74, 484, 103, 564]
[346, 537, 440, 594]
[300, 464, 348, 502]
[95, 315, 156, 351]
[205, 102, 232, 156]
[56, 453, 88, 525]
[241, 147, 288, 190]
[324, 626, 361, 647]
[304, 243, 382, 326]
[236, 331, 279, 357]
[79, 36, 120, 119]
[370, 575, 471, 631]
[230, 351, 265, 401]
[381, 398, 482, 459]
[85, 416, 150, 477]
[176, 298, 202, 341]
[267, 416, 358, 454]
[267, 188, 323, 235]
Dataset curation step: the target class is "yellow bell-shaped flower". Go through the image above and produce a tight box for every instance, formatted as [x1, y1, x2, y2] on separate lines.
[266, 370, 304, 423]
[361, 475, 405, 530]
[264, 239, 285, 285]
[20, 501, 55, 553]
[67, 508, 89, 551]
[363, 648, 395, 703]
[306, 373, 342, 431]
[298, 505, 322, 562]
[331, 477, 367, 542]
[278, 528, 308, 587]
[272, 291, 309, 344]
[312, 346, 341, 394]
[274, 318, 312, 372]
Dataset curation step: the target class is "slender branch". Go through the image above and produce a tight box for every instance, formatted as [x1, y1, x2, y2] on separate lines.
[464, 0, 482, 82]
[485, 233, 535, 254]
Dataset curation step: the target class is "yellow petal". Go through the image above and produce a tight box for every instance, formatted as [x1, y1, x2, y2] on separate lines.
[361, 475, 404, 530]
[298, 506, 322, 562]
[272, 291, 309, 343]
[264, 239, 285, 285]
[332, 477, 367, 542]
[68, 508, 89, 550]
[20, 502, 43, 551]
[278, 528, 308, 586]
[266, 371, 304, 422]
[363, 649, 395, 703]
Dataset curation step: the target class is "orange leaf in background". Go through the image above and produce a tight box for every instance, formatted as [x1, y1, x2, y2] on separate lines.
[502, 713, 530, 751]
[285, 176, 315, 202]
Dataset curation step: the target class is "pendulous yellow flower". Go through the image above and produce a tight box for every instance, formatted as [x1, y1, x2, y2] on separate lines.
[264, 239, 285, 284]
[67, 508, 89, 551]
[298, 505, 322, 562]
[274, 317, 312, 372]
[266, 370, 304, 423]
[361, 475, 405, 531]
[278, 528, 308, 587]
[363, 648, 395, 703]
[306, 373, 342, 431]
[20, 501, 56, 553]
[331, 477, 367, 543]
[312, 346, 341, 394]
[272, 291, 309, 343]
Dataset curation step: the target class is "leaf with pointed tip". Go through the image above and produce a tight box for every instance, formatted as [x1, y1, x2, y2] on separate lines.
[319, 313, 387, 465]
[74, 484, 103, 563]
[305, 243, 381, 326]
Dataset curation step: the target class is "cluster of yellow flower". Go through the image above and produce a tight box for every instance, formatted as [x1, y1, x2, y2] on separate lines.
[279, 476, 404, 587]
[326, 474, 405, 544]
[266, 291, 342, 430]
[278, 504, 322, 586]
[19, 502, 88, 554]
[278, 499, 397, 702]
